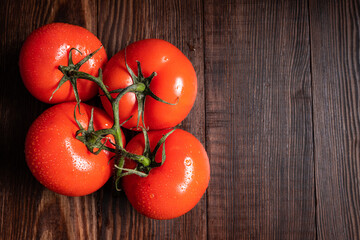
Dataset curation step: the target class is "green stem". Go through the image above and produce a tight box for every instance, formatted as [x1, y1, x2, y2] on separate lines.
[93, 128, 116, 137]
[109, 83, 147, 178]
[60, 67, 113, 102]
[119, 148, 151, 167]
[55, 47, 178, 192]
[111, 83, 145, 129]
[57, 48, 178, 188]
[113, 83, 146, 104]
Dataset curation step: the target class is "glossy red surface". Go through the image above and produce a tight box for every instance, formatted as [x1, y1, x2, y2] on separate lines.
[122, 129, 210, 219]
[25, 102, 125, 196]
[19, 23, 107, 103]
[100, 39, 197, 130]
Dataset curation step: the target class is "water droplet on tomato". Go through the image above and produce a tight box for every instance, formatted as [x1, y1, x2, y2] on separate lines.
[162, 56, 169, 62]
[178, 157, 194, 193]
[174, 77, 184, 96]
[185, 158, 192, 166]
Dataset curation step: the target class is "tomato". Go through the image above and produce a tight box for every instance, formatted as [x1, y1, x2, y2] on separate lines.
[19, 23, 107, 104]
[100, 39, 197, 130]
[122, 129, 210, 219]
[25, 102, 125, 196]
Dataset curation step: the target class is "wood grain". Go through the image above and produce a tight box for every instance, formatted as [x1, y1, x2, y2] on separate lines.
[2, 0, 360, 239]
[204, 1, 315, 239]
[97, 0, 206, 239]
[0, 0, 101, 239]
[310, 0, 360, 239]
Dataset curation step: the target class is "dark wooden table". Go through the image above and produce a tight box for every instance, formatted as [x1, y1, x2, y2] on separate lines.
[1, 0, 360, 239]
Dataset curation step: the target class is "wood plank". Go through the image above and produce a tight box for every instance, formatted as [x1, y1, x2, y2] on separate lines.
[0, 0, 101, 239]
[97, 0, 206, 239]
[204, 1, 315, 239]
[309, 0, 360, 239]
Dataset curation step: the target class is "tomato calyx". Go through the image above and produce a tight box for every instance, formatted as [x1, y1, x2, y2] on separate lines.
[111, 59, 178, 129]
[72, 103, 150, 166]
[55, 46, 178, 191]
[74, 105, 112, 155]
[114, 128, 176, 181]
[72, 101, 175, 191]
[56, 47, 178, 130]
[51, 47, 103, 103]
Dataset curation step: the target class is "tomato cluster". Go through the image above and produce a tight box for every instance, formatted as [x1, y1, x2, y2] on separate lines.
[20, 23, 210, 220]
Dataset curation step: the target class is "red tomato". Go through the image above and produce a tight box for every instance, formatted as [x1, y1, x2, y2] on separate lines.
[122, 129, 210, 219]
[19, 23, 107, 103]
[100, 39, 197, 130]
[25, 102, 125, 196]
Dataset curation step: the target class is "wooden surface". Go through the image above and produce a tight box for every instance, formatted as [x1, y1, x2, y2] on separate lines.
[0, 0, 359, 239]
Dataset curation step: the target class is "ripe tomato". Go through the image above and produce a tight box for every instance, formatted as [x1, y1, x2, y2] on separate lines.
[122, 129, 210, 219]
[100, 39, 197, 130]
[19, 23, 107, 104]
[25, 102, 125, 196]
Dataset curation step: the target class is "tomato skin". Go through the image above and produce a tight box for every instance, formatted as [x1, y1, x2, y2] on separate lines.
[100, 39, 197, 130]
[25, 102, 125, 196]
[122, 129, 210, 220]
[19, 23, 107, 104]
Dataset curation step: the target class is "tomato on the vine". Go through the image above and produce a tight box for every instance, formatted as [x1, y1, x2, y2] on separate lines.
[19, 23, 107, 104]
[122, 129, 210, 220]
[100, 39, 197, 130]
[25, 102, 125, 196]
